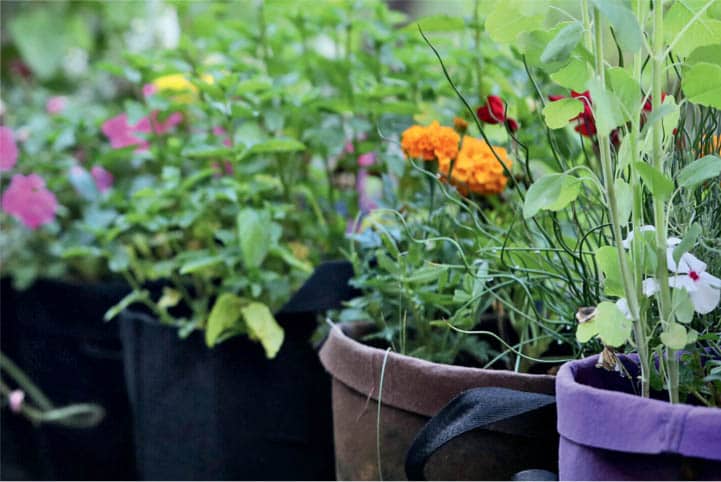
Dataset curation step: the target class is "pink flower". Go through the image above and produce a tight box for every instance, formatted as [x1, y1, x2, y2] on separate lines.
[357, 152, 376, 167]
[1, 174, 58, 229]
[91, 166, 114, 192]
[212, 126, 232, 147]
[344, 141, 355, 154]
[102, 113, 149, 150]
[0, 126, 18, 172]
[9, 390, 24, 413]
[143, 83, 158, 98]
[46, 96, 67, 115]
[102, 111, 182, 150]
[212, 160, 234, 177]
[144, 111, 183, 135]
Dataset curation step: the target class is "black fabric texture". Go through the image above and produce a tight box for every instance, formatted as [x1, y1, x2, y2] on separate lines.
[1, 279, 136, 480]
[405, 387, 557, 481]
[120, 260, 356, 480]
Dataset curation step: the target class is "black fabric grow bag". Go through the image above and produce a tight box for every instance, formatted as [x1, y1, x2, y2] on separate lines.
[119, 260, 358, 481]
[0, 278, 136, 480]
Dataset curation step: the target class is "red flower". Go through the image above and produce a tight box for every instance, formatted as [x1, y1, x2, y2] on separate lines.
[477, 95, 520, 133]
[477, 95, 506, 124]
[550, 91, 596, 137]
[643, 92, 667, 112]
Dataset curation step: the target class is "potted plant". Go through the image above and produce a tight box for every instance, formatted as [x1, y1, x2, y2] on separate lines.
[486, 0, 721, 479]
[75, 1, 440, 479]
[0, 3, 165, 476]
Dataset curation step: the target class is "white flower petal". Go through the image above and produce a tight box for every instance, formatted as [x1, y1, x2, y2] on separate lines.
[622, 225, 655, 250]
[643, 278, 660, 296]
[701, 271, 721, 289]
[668, 275, 698, 292]
[679, 252, 706, 275]
[667, 237, 682, 246]
[689, 282, 721, 315]
[616, 298, 632, 320]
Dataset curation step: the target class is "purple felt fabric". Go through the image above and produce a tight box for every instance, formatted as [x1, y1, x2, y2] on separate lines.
[556, 354, 721, 481]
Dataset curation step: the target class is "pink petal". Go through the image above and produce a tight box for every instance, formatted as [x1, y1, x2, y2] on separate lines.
[9, 390, 24, 413]
[46, 96, 67, 115]
[0, 126, 18, 172]
[102, 114, 146, 149]
[1, 173, 58, 229]
[150, 111, 183, 134]
[91, 166, 114, 192]
[344, 141, 355, 154]
[143, 83, 158, 98]
[357, 152, 376, 167]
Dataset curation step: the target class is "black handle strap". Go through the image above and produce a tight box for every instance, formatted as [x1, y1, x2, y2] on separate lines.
[405, 386, 556, 481]
[278, 260, 359, 314]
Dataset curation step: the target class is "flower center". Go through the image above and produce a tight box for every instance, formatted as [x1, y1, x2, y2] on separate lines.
[689, 271, 700, 281]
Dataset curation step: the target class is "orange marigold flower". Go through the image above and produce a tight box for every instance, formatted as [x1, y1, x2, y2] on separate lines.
[453, 116, 468, 133]
[438, 136, 512, 195]
[401, 121, 460, 161]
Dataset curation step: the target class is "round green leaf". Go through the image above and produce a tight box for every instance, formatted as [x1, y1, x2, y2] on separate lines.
[595, 301, 632, 347]
[543, 98, 584, 129]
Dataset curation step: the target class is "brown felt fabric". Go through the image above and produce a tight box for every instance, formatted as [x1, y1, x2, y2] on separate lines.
[319, 324, 559, 480]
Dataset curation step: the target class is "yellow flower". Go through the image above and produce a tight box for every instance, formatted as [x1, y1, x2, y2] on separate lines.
[152, 73, 214, 103]
[438, 136, 512, 195]
[401, 121, 460, 161]
[453, 116, 468, 133]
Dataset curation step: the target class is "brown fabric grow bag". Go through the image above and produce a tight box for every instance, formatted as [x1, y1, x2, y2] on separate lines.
[319, 324, 558, 481]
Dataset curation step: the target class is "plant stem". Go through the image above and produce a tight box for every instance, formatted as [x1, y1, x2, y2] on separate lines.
[592, 8, 650, 396]
[650, 0, 679, 403]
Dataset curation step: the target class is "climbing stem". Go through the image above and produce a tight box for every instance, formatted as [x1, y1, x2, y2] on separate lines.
[592, 8, 650, 397]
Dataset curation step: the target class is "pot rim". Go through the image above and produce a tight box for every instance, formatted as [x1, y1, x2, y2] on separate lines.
[556, 354, 721, 461]
[319, 323, 555, 417]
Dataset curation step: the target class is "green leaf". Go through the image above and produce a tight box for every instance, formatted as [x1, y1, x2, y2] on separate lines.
[486, 0, 545, 43]
[665, 2, 721, 57]
[62, 246, 103, 259]
[596, 246, 626, 298]
[69, 167, 100, 202]
[595, 301, 632, 347]
[576, 319, 598, 343]
[109, 246, 131, 272]
[587, 78, 624, 137]
[8, 9, 66, 80]
[247, 138, 306, 155]
[672, 288, 695, 324]
[549, 57, 592, 91]
[237, 209, 271, 269]
[687, 45, 721, 66]
[660, 323, 688, 350]
[407, 14, 465, 32]
[540, 22, 584, 64]
[614, 178, 633, 224]
[241, 302, 284, 358]
[672, 223, 702, 265]
[607, 67, 641, 122]
[677, 155, 721, 188]
[523, 173, 582, 219]
[179, 255, 225, 274]
[635, 162, 674, 200]
[543, 98, 584, 129]
[590, 0, 642, 53]
[682, 62, 721, 109]
[104, 290, 148, 322]
[206, 293, 245, 347]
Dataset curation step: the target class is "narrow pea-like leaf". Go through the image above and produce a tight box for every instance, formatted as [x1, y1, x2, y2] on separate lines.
[635, 162, 674, 200]
[672, 223, 702, 265]
[540, 22, 584, 64]
[590, 0, 642, 53]
[677, 155, 721, 188]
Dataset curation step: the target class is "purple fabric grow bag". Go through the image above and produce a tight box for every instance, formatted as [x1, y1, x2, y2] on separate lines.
[556, 354, 721, 481]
